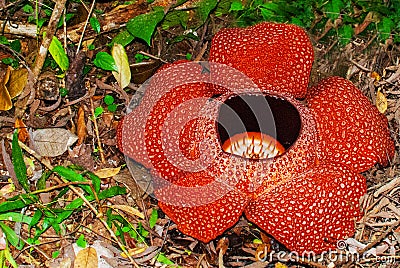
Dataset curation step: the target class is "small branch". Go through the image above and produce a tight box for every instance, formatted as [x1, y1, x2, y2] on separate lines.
[373, 176, 400, 197]
[349, 59, 372, 72]
[76, 0, 96, 54]
[90, 96, 106, 164]
[137, 51, 168, 63]
[32, 0, 68, 77]
[194, 41, 208, 62]
[30, 181, 93, 195]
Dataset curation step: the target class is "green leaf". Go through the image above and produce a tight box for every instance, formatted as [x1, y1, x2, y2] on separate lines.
[56, 198, 84, 224]
[60, 87, 69, 97]
[36, 18, 47, 29]
[52, 250, 60, 258]
[0, 194, 38, 213]
[156, 252, 174, 265]
[37, 170, 51, 190]
[260, 7, 274, 20]
[378, 17, 394, 41]
[29, 210, 43, 228]
[0, 36, 10, 45]
[122, 226, 130, 232]
[197, 0, 218, 22]
[0, 212, 32, 224]
[112, 30, 135, 47]
[149, 209, 158, 229]
[162, 10, 189, 30]
[107, 103, 117, 112]
[93, 52, 118, 72]
[2, 58, 13, 65]
[0, 222, 24, 250]
[44, 8, 52, 16]
[49, 36, 69, 72]
[57, 13, 75, 28]
[76, 234, 87, 248]
[230, 1, 243, 12]
[90, 17, 101, 34]
[87, 172, 101, 195]
[134, 53, 149, 63]
[94, 106, 104, 117]
[104, 95, 115, 105]
[10, 40, 21, 53]
[126, 8, 165, 46]
[52, 166, 92, 195]
[98, 186, 127, 200]
[4, 245, 18, 268]
[338, 24, 353, 45]
[11, 130, 29, 192]
[138, 222, 149, 238]
[325, 0, 344, 20]
[22, 4, 33, 13]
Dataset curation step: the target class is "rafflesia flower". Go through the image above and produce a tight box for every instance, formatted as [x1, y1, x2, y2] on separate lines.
[117, 22, 395, 253]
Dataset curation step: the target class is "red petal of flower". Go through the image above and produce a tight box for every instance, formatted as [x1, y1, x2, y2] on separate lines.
[158, 184, 250, 243]
[209, 22, 314, 98]
[308, 77, 395, 172]
[245, 163, 366, 253]
[117, 62, 215, 173]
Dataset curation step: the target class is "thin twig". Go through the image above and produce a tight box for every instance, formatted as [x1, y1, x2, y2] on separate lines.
[32, 0, 67, 77]
[76, 0, 96, 54]
[90, 97, 106, 164]
[17, 236, 51, 260]
[349, 59, 372, 72]
[33, 181, 89, 193]
[194, 41, 208, 62]
[138, 51, 168, 63]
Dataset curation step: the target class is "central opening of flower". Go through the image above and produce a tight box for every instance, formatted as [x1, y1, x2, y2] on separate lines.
[217, 94, 301, 159]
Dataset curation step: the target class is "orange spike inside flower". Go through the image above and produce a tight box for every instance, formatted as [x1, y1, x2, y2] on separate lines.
[222, 132, 285, 159]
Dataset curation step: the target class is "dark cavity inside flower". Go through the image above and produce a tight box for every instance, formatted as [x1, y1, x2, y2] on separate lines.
[218, 94, 301, 159]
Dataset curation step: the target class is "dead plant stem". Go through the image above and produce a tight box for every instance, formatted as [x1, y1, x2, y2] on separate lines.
[90, 97, 106, 164]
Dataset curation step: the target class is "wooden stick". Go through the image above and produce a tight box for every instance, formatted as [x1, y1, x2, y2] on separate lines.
[32, 0, 68, 77]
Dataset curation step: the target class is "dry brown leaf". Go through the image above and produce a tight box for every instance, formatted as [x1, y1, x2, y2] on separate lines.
[32, 128, 78, 157]
[7, 67, 28, 98]
[113, 168, 146, 199]
[112, 43, 131, 89]
[120, 246, 147, 258]
[131, 60, 162, 84]
[15, 118, 29, 143]
[370, 71, 381, 85]
[111, 204, 144, 219]
[93, 166, 121, 178]
[255, 232, 272, 261]
[376, 89, 388, 113]
[74, 247, 98, 268]
[0, 183, 14, 197]
[354, 11, 379, 35]
[216, 237, 229, 255]
[0, 66, 28, 111]
[0, 66, 12, 111]
[77, 105, 87, 145]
